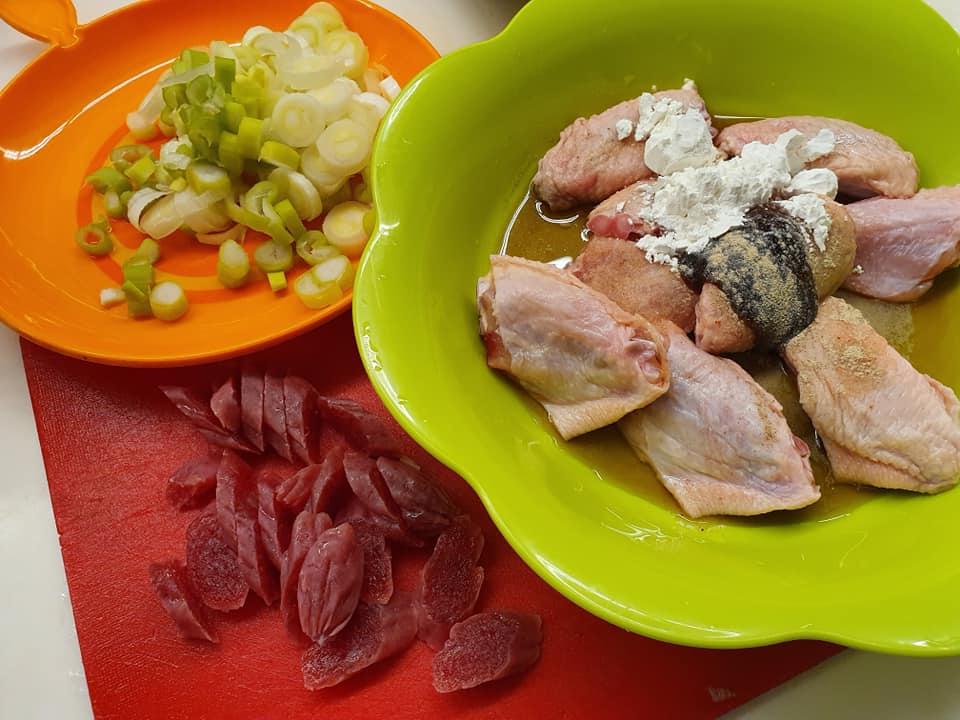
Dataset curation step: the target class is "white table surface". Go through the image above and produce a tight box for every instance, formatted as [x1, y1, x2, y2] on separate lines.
[2, 2, 960, 718]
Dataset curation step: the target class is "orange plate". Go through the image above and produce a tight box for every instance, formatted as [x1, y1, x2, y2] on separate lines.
[0, 0, 438, 367]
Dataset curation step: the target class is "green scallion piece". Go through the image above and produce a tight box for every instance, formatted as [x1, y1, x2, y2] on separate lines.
[217, 131, 245, 176]
[149, 280, 189, 321]
[224, 195, 271, 234]
[186, 48, 210, 68]
[103, 190, 126, 219]
[75, 218, 114, 256]
[221, 101, 246, 134]
[214, 56, 236, 89]
[296, 230, 340, 266]
[110, 144, 152, 173]
[217, 238, 251, 288]
[253, 239, 294, 272]
[121, 280, 153, 317]
[186, 162, 231, 196]
[274, 198, 306, 238]
[236, 117, 265, 159]
[259, 140, 300, 170]
[267, 271, 287, 292]
[86, 166, 132, 195]
[161, 83, 187, 110]
[133, 237, 161, 264]
[186, 75, 213, 106]
[124, 153, 157, 186]
[122, 256, 154, 291]
[170, 177, 188, 192]
[293, 270, 342, 309]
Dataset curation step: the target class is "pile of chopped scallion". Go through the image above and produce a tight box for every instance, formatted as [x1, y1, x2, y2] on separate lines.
[77, 2, 396, 321]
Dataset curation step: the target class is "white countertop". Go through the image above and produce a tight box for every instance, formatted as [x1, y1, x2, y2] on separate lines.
[2, 2, 960, 718]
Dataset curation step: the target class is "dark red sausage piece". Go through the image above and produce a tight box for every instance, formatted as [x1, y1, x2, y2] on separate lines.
[283, 374, 322, 464]
[280, 511, 333, 635]
[275, 464, 324, 514]
[257, 470, 291, 571]
[215, 450, 254, 551]
[210, 376, 241, 433]
[237, 490, 279, 605]
[432, 611, 543, 693]
[352, 520, 394, 604]
[166, 453, 220, 511]
[306, 444, 348, 517]
[240, 363, 266, 452]
[376, 457, 459, 537]
[417, 515, 485, 649]
[149, 560, 219, 643]
[263, 368, 294, 462]
[162, 384, 256, 453]
[335, 496, 424, 549]
[185, 512, 249, 612]
[298, 523, 364, 642]
[342, 451, 404, 523]
[302, 593, 419, 690]
[317, 397, 403, 457]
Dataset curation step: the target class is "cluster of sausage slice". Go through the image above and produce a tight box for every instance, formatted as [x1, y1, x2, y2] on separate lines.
[149, 365, 542, 692]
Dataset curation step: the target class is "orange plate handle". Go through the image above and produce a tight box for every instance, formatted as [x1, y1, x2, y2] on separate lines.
[0, 0, 79, 47]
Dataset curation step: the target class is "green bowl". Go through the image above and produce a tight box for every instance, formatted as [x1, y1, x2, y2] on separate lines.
[355, 0, 960, 654]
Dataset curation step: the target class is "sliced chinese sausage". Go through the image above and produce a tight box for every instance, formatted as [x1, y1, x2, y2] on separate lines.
[276, 464, 325, 514]
[302, 593, 419, 691]
[432, 611, 543, 693]
[210, 376, 241, 433]
[317, 397, 403, 457]
[417, 515, 485, 650]
[283, 374, 322, 464]
[298, 523, 364, 642]
[166, 452, 221, 511]
[257, 470, 291, 571]
[342, 451, 404, 524]
[307, 444, 349, 516]
[280, 510, 333, 635]
[352, 520, 394, 604]
[149, 560, 219, 643]
[185, 512, 249, 612]
[336, 495, 424, 549]
[215, 449, 254, 550]
[161, 384, 256, 453]
[376, 457, 459, 538]
[240, 363, 266, 452]
[237, 489, 279, 605]
[263, 368, 294, 461]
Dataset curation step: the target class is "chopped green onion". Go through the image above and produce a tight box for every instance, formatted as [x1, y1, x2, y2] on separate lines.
[259, 140, 300, 169]
[214, 56, 236, 89]
[186, 48, 210, 68]
[139, 194, 183, 239]
[269, 167, 322, 220]
[86, 166, 132, 194]
[133, 237, 161, 264]
[296, 230, 341, 265]
[261, 201, 296, 245]
[362, 207, 376, 236]
[162, 83, 187, 110]
[270, 92, 326, 147]
[308, 76, 359, 121]
[287, 16, 328, 47]
[242, 180, 279, 214]
[322, 200, 370, 257]
[186, 162, 231, 196]
[125, 153, 157, 186]
[217, 131, 245, 176]
[294, 269, 342, 309]
[121, 280, 153, 317]
[236, 116, 265, 158]
[310, 253, 355, 290]
[123, 256, 154, 290]
[75, 218, 114, 256]
[217, 239, 251, 288]
[347, 91, 390, 132]
[353, 180, 372, 204]
[274, 198, 307, 237]
[174, 190, 231, 233]
[198, 223, 245, 246]
[186, 74, 213, 106]
[319, 29, 368, 81]
[267, 271, 287, 292]
[170, 177, 188, 192]
[221, 101, 246, 134]
[303, 3, 345, 31]
[314, 118, 371, 176]
[225, 194, 271, 233]
[99, 287, 125, 308]
[276, 53, 346, 91]
[299, 144, 347, 197]
[103, 190, 126, 218]
[253, 239, 294, 272]
[150, 281, 189, 321]
[110, 144, 152, 173]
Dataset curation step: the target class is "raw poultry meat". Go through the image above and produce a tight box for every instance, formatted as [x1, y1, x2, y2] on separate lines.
[782, 297, 960, 493]
[842, 185, 960, 302]
[569, 235, 698, 333]
[718, 116, 918, 198]
[533, 86, 713, 211]
[619, 323, 819, 517]
[585, 179, 658, 239]
[477, 254, 670, 440]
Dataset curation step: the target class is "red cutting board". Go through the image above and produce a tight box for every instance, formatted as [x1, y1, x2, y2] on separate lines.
[20, 314, 840, 720]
